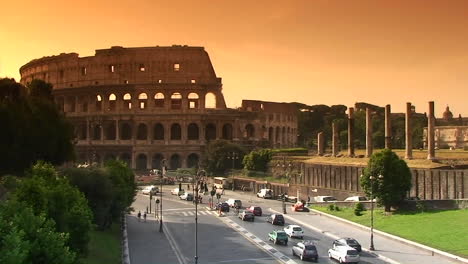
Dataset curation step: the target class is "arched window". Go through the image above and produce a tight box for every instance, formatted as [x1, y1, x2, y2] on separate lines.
[79, 123, 87, 140]
[170, 154, 181, 169]
[154, 93, 164, 108]
[136, 154, 147, 170]
[205, 123, 216, 141]
[282, 127, 286, 144]
[105, 122, 116, 140]
[262, 126, 267, 139]
[188, 92, 199, 109]
[153, 123, 164, 140]
[120, 153, 131, 167]
[187, 123, 199, 140]
[171, 123, 181, 140]
[245, 124, 255, 138]
[121, 123, 132, 140]
[222, 123, 233, 140]
[138, 93, 148, 109]
[96, 95, 102, 111]
[171, 92, 182, 109]
[187, 153, 199, 168]
[205, 92, 216, 108]
[275, 126, 280, 143]
[269, 127, 274, 144]
[152, 153, 164, 169]
[137, 123, 148, 140]
[108, 93, 116, 111]
[93, 124, 101, 140]
[123, 93, 132, 109]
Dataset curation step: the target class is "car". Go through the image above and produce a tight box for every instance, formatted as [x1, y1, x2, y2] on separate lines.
[344, 196, 368, 202]
[284, 225, 304, 238]
[291, 201, 310, 212]
[267, 214, 285, 226]
[246, 206, 262, 216]
[226, 198, 242, 208]
[141, 185, 158, 195]
[171, 188, 184, 196]
[179, 192, 194, 201]
[333, 238, 362, 253]
[257, 189, 273, 199]
[328, 244, 360, 263]
[268, 230, 288, 245]
[292, 241, 318, 262]
[314, 196, 337, 202]
[216, 202, 230, 212]
[238, 210, 255, 221]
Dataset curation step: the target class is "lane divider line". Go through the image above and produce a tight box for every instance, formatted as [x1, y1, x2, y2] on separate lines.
[163, 221, 188, 264]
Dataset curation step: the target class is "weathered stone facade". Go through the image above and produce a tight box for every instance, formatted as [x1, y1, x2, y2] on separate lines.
[20, 46, 298, 169]
[424, 126, 468, 149]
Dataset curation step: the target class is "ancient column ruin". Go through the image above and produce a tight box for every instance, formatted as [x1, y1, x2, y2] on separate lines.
[317, 132, 324, 156]
[366, 108, 373, 157]
[348, 107, 355, 157]
[405, 102, 413, 159]
[385, 104, 392, 149]
[332, 122, 339, 156]
[427, 101, 436, 160]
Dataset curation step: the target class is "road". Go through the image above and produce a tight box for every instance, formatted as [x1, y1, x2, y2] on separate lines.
[128, 185, 392, 264]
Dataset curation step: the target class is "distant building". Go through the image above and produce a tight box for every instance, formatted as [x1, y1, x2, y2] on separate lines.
[423, 106, 468, 149]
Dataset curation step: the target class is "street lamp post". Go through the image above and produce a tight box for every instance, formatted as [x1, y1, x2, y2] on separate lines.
[159, 159, 166, 233]
[228, 152, 239, 191]
[363, 173, 383, 251]
[194, 169, 206, 264]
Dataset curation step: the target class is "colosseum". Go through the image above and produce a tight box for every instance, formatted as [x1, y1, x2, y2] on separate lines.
[20, 45, 298, 170]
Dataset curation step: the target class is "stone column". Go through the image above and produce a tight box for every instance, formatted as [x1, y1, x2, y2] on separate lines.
[405, 102, 413, 159]
[115, 120, 120, 142]
[348, 107, 355, 157]
[427, 101, 436, 160]
[131, 151, 136, 169]
[332, 122, 339, 156]
[385, 104, 392, 149]
[317, 132, 324, 156]
[366, 108, 373, 157]
[146, 152, 152, 169]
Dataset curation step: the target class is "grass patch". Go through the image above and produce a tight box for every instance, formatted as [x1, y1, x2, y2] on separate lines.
[312, 206, 468, 258]
[82, 222, 121, 264]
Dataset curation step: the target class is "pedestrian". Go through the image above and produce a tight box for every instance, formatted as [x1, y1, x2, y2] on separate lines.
[143, 212, 147, 222]
[137, 211, 141, 222]
[307, 196, 311, 203]
[187, 184, 190, 190]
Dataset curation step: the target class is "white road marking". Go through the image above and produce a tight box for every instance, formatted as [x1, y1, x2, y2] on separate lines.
[182, 212, 188, 216]
[163, 221, 187, 264]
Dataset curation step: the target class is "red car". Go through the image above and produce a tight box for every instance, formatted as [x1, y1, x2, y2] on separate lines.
[246, 206, 262, 216]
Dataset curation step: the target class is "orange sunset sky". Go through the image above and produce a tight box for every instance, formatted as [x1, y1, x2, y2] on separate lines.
[1, 0, 467, 116]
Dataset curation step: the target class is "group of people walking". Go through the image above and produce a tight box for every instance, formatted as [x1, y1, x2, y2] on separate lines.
[137, 211, 147, 222]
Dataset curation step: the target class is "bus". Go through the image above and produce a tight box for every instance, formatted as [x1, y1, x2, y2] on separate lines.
[213, 177, 231, 189]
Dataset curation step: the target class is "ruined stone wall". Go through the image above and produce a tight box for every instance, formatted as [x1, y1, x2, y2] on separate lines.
[423, 126, 468, 149]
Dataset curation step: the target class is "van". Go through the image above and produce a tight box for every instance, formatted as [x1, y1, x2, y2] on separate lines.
[314, 196, 337, 202]
[257, 189, 273, 199]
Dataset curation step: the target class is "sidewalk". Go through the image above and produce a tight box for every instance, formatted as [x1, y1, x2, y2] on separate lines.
[225, 189, 462, 264]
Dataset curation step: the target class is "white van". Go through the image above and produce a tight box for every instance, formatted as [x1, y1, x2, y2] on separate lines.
[257, 189, 273, 199]
[314, 196, 337, 202]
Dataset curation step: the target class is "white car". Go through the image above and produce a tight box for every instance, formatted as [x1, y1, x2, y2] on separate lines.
[284, 225, 304, 239]
[344, 196, 368, 202]
[328, 245, 360, 263]
[226, 198, 242, 208]
[141, 185, 156, 195]
[257, 189, 273, 199]
[171, 188, 184, 196]
[314, 196, 337, 202]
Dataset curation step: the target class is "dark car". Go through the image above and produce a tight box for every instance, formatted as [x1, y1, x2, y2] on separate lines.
[267, 214, 285, 226]
[246, 206, 262, 216]
[268, 230, 288, 245]
[333, 238, 362, 253]
[216, 202, 230, 212]
[292, 241, 318, 262]
[238, 210, 255, 221]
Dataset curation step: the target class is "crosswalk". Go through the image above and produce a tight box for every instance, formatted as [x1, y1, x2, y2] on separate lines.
[166, 210, 220, 217]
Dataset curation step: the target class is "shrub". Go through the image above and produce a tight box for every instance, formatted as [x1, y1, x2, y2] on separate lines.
[334, 205, 340, 211]
[416, 201, 427, 212]
[327, 204, 335, 211]
[243, 149, 272, 172]
[354, 202, 365, 216]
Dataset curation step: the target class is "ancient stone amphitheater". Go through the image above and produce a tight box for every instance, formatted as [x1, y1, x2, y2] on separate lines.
[20, 46, 297, 170]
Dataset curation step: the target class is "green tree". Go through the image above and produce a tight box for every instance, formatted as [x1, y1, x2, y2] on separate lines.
[360, 149, 412, 212]
[104, 160, 136, 223]
[27, 79, 53, 101]
[243, 149, 273, 172]
[203, 140, 246, 174]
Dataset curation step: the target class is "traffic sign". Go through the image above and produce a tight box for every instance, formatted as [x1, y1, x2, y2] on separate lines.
[156, 199, 160, 204]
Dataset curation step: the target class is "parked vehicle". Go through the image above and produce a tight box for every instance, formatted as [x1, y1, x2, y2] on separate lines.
[246, 206, 262, 216]
[292, 241, 318, 262]
[333, 238, 362, 253]
[291, 201, 310, 212]
[179, 192, 194, 201]
[268, 230, 288, 245]
[328, 244, 360, 263]
[267, 214, 285, 226]
[142, 185, 158, 195]
[314, 196, 337, 202]
[284, 225, 304, 238]
[238, 210, 255, 221]
[216, 202, 230, 212]
[171, 188, 184, 196]
[344, 196, 368, 202]
[257, 189, 273, 199]
[226, 198, 242, 208]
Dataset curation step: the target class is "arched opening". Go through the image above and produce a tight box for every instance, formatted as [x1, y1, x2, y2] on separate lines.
[269, 127, 274, 143]
[121, 123, 132, 140]
[282, 127, 286, 144]
[170, 123, 182, 140]
[188, 92, 199, 109]
[96, 95, 103, 111]
[152, 153, 164, 169]
[170, 154, 181, 169]
[205, 123, 216, 141]
[105, 122, 116, 140]
[108, 93, 116, 111]
[187, 123, 199, 140]
[154, 93, 164, 108]
[262, 126, 267, 139]
[93, 124, 101, 140]
[222, 123, 233, 140]
[153, 123, 164, 140]
[275, 126, 280, 143]
[67, 96, 76, 112]
[104, 153, 116, 163]
[120, 153, 131, 167]
[137, 123, 148, 140]
[138, 93, 147, 109]
[187, 153, 199, 168]
[123, 93, 132, 109]
[171, 92, 182, 110]
[78, 123, 87, 140]
[136, 154, 147, 170]
[205, 92, 216, 108]
[245, 124, 255, 138]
